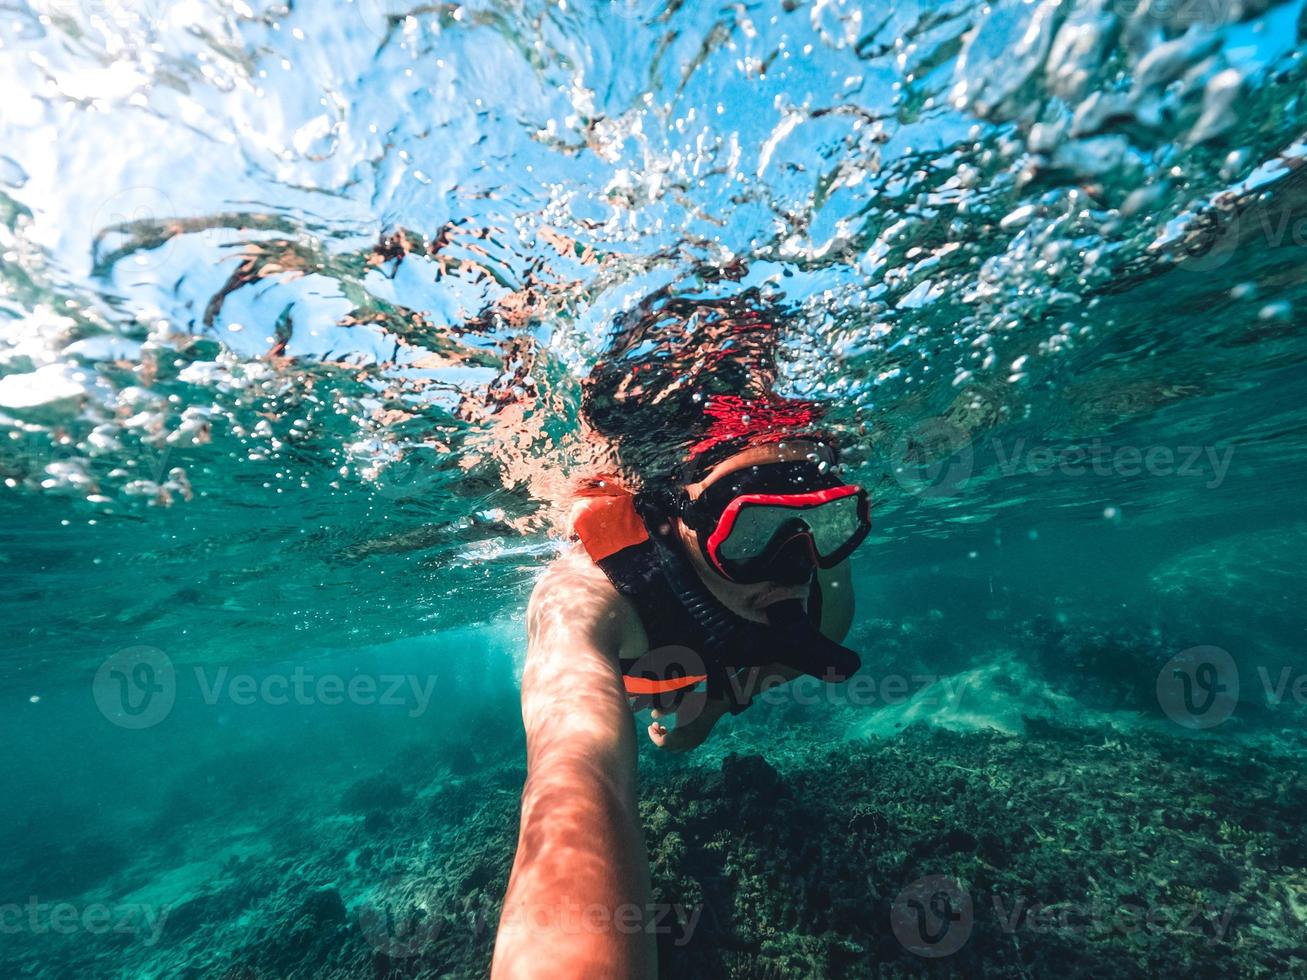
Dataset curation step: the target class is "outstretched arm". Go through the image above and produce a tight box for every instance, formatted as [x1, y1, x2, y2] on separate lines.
[492, 553, 657, 980]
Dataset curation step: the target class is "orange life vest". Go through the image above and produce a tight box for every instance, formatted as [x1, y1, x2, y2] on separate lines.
[570, 487, 709, 696]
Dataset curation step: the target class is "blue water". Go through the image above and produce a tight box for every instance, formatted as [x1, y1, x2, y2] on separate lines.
[2, 0, 1306, 975]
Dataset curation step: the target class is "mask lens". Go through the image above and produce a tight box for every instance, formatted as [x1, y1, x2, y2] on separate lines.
[807, 493, 867, 558]
[716, 490, 866, 562]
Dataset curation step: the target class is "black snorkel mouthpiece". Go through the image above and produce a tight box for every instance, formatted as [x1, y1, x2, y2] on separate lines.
[764, 598, 861, 682]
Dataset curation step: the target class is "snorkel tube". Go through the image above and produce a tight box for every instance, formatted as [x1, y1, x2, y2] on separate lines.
[634, 492, 861, 713]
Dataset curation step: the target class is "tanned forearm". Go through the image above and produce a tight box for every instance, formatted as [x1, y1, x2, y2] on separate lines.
[493, 560, 657, 980]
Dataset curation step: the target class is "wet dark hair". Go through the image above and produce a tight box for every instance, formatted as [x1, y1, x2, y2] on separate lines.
[580, 288, 829, 488]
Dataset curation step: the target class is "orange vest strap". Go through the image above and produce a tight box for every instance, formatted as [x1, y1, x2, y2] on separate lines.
[623, 674, 707, 695]
[571, 492, 650, 562]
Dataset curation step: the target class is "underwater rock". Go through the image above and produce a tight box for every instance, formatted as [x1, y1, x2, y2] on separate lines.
[232, 882, 361, 978]
[439, 738, 480, 776]
[1147, 523, 1307, 651]
[162, 891, 230, 941]
[720, 753, 783, 798]
[1024, 620, 1168, 715]
[299, 887, 347, 925]
[340, 775, 409, 814]
[6, 835, 128, 901]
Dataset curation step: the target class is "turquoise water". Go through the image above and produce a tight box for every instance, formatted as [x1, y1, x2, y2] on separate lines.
[2, 0, 1307, 975]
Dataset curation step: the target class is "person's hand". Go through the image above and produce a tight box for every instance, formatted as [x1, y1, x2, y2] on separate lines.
[647, 688, 730, 753]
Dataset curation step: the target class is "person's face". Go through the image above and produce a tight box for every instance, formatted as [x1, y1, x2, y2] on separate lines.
[675, 439, 835, 622]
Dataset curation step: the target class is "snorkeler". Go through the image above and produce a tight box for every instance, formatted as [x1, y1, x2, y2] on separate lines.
[490, 293, 871, 978]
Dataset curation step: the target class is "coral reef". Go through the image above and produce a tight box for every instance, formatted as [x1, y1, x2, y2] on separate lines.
[4, 715, 1305, 978]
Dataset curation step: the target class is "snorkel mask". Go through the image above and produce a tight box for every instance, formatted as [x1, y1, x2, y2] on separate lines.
[668, 393, 871, 586]
[678, 457, 871, 585]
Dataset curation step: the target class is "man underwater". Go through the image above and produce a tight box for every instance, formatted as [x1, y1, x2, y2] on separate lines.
[492, 292, 871, 978]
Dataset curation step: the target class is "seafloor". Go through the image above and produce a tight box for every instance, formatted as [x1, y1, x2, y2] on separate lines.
[4, 684, 1306, 979]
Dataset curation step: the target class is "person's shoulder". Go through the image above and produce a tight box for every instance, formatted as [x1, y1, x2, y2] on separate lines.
[528, 547, 645, 655]
[532, 547, 616, 602]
